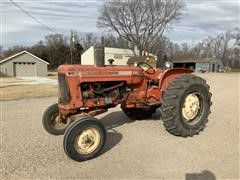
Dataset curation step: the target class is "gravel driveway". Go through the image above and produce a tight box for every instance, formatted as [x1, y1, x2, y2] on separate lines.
[1, 73, 239, 179]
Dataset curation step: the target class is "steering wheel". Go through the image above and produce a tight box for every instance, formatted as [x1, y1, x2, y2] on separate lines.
[137, 62, 156, 74]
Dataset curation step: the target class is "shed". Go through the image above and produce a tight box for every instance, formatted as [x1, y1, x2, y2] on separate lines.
[81, 46, 157, 66]
[211, 58, 224, 72]
[0, 51, 49, 77]
[172, 57, 224, 73]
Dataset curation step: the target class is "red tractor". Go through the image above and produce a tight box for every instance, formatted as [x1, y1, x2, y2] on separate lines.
[43, 61, 212, 162]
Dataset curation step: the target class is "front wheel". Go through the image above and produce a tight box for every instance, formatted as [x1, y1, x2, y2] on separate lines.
[159, 74, 212, 137]
[63, 117, 106, 162]
[42, 103, 71, 135]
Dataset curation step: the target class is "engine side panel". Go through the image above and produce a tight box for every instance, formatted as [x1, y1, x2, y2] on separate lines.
[58, 65, 145, 110]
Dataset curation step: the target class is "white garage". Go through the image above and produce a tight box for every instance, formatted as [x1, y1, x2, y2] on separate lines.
[0, 51, 49, 77]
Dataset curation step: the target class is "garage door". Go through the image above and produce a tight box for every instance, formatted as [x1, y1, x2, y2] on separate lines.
[14, 62, 36, 77]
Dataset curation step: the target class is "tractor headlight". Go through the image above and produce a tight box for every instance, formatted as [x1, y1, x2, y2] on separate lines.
[165, 61, 173, 68]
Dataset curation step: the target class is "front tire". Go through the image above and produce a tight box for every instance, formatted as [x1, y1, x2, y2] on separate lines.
[42, 103, 70, 135]
[159, 74, 212, 137]
[63, 117, 106, 162]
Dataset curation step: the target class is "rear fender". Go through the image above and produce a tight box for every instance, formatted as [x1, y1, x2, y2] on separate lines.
[159, 68, 193, 91]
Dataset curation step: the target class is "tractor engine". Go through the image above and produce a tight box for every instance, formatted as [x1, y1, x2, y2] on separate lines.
[80, 81, 128, 108]
[57, 64, 152, 114]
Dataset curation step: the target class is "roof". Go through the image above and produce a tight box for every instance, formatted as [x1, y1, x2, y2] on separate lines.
[0, 51, 49, 65]
[172, 57, 215, 63]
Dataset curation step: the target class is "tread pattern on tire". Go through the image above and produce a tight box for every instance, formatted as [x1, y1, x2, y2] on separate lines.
[159, 74, 212, 137]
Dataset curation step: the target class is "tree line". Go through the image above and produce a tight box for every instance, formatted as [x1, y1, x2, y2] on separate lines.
[0, 32, 130, 69]
[1, 28, 239, 69]
[0, 0, 239, 69]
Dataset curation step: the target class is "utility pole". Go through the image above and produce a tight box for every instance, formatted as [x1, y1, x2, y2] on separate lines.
[70, 31, 75, 64]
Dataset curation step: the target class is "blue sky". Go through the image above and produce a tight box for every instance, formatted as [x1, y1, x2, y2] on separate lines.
[1, 0, 240, 49]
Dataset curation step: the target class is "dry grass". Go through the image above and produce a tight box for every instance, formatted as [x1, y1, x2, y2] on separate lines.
[47, 71, 58, 80]
[47, 75, 57, 80]
[0, 84, 58, 101]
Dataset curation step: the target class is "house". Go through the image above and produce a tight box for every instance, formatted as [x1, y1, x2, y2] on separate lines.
[172, 57, 224, 73]
[0, 51, 49, 77]
[81, 46, 157, 66]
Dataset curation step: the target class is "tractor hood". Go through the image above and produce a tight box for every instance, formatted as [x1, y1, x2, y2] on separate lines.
[57, 64, 145, 85]
[58, 65, 144, 78]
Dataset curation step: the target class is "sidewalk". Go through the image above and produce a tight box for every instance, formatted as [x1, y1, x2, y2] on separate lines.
[0, 76, 57, 87]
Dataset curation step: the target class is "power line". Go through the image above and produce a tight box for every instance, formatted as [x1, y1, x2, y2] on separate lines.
[8, 0, 58, 34]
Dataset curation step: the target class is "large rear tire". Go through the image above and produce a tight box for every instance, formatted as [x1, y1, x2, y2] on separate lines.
[42, 103, 71, 135]
[122, 108, 156, 120]
[63, 117, 106, 162]
[159, 74, 212, 137]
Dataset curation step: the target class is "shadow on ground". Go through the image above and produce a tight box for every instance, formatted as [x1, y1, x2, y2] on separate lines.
[98, 110, 161, 156]
[185, 170, 216, 180]
[100, 111, 134, 130]
[100, 110, 161, 130]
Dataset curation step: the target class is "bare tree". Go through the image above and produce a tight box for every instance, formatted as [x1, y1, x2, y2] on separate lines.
[191, 42, 204, 59]
[81, 33, 98, 50]
[98, 0, 185, 56]
[2, 45, 27, 58]
[168, 28, 240, 68]
[100, 34, 130, 49]
[44, 34, 70, 68]
[201, 29, 240, 67]
[150, 36, 170, 64]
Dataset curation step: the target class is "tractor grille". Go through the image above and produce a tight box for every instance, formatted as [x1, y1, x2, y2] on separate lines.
[58, 73, 71, 104]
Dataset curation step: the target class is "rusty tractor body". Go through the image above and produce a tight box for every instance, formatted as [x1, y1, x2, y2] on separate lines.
[57, 64, 192, 117]
[43, 62, 212, 161]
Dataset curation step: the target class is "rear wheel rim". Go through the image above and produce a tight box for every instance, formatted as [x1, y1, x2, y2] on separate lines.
[74, 127, 101, 155]
[182, 92, 202, 124]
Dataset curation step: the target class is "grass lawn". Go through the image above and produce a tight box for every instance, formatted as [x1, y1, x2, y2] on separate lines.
[0, 74, 58, 101]
[0, 84, 58, 101]
[47, 72, 58, 80]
